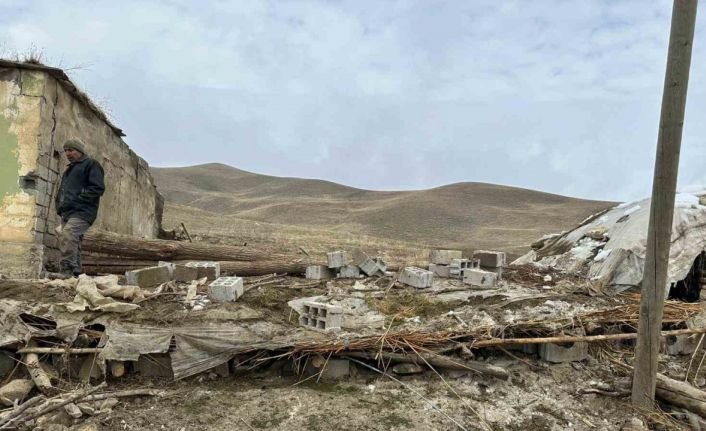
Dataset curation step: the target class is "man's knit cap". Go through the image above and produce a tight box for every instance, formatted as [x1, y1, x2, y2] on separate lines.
[63, 139, 86, 154]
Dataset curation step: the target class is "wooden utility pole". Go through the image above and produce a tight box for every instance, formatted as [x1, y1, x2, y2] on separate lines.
[631, 0, 698, 410]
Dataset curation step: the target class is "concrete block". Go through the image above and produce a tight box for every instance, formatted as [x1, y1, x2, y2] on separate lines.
[359, 258, 386, 277]
[327, 251, 350, 269]
[158, 261, 175, 277]
[399, 267, 434, 288]
[306, 265, 336, 280]
[350, 249, 370, 266]
[483, 266, 504, 280]
[299, 301, 343, 331]
[430, 249, 463, 265]
[125, 266, 171, 288]
[317, 359, 350, 379]
[505, 343, 538, 354]
[136, 354, 173, 378]
[472, 250, 506, 268]
[429, 263, 451, 278]
[663, 334, 700, 356]
[463, 269, 498, 288]
[337, 265, 362, 279]
[538, 342, 588, 363]
[449, 258, 480, 279]
[208, 276, 244, 302]
[174, 264, 199, 282]
[185, 261, 220, 280]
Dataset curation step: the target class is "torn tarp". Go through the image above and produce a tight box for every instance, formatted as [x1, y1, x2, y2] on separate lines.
[54, 275, 140, 313]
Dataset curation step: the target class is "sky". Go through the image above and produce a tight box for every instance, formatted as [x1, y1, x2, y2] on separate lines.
[1, 0, 705, 202]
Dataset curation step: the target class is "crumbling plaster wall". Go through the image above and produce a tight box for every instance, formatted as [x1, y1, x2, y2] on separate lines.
[0, 65, 162, 277]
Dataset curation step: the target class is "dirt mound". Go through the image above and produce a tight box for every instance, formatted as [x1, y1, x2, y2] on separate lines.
[152, 163, 615, 254]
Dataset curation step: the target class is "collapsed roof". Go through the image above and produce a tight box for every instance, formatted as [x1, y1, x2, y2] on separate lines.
[513, 187, 706, 295]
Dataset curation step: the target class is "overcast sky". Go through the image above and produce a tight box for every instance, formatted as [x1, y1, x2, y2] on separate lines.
[2, 0, 705, 202]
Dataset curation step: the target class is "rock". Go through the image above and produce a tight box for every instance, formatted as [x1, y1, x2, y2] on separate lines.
[392, 363, 424, 375]
[621, 417, 648, 431]
[0, 379, 34, 406]
[64, 402, 83, 419]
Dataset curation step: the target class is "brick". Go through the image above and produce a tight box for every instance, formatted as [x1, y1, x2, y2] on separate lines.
[337, 265, 361, 279]
[299, 301, 343, 331]
[462, 269, 498, 288]
[185, 261, 220, 280]
[429, 263, 451, 278]
[208, 276, 244, 302]
[305, 265, 336, 280]
[359, 258, 386, 277]
[430, 249, 463, 265]
[398, 267, 434, 288]
[472, 250, 506, 268]
[327, 251, 350, 269]
[136, 354, 173, 378]
[125, 266, 171, 288]
[538, 342, 588, 363]
[174, 264, 199, 282]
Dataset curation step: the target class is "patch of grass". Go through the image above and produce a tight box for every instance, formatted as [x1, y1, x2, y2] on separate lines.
[380, 412, 413, 428]
[372, 292, 452, 319]
[305, 413, 333, 431]
[250, 408, 289, 429]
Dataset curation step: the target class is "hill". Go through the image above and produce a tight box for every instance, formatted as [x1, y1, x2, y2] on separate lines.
[151, 163, 615, 255]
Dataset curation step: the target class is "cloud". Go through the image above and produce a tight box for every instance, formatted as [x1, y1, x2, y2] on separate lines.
[1, 0, 704, 202]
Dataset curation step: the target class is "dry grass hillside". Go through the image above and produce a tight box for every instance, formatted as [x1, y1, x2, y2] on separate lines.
[152, 163, 615, 257]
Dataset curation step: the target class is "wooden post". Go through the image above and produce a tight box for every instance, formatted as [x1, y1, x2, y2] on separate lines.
[631, 0, 698, 410]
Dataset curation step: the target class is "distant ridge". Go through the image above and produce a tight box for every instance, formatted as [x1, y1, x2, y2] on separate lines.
[151, 163, 615, 253]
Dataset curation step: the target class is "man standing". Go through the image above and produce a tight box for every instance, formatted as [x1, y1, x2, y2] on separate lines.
[55, 139, 105, 277]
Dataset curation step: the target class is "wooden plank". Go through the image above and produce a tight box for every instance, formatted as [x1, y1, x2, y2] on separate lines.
[632, 0, 698, 410]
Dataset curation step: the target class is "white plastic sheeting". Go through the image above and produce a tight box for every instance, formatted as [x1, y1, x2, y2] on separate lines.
[513, 190, 706, 293]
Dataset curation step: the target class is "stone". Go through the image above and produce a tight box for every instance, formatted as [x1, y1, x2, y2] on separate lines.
[392, 363, 424, 375]
[64, 403, 83, 419]
[208, 276, 244, 302]
[359, 258, 386, 277]
[125, 266, 171, 288]
[305, 265, 336, 280]
[398, 267, 434, 288]
[299, 302, 343, 331]
[326, 251, 350, 269]
[472, 250, 506, 268]
[136, 354, 173, 378]
[538, 342, 588, 363]
[174, 264, 199, 282]
[0, 379, 34, 406]
[185, 261, 220, 280]
[337, 265, 361, 279]
[429, 249, 463, 265]
[463, 269, 498, 288]
[429, 263, 451, 278]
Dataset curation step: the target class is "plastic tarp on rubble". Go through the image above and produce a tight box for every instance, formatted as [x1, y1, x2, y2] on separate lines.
[100, 322, 323, 380]
[513, 188, 706, 294]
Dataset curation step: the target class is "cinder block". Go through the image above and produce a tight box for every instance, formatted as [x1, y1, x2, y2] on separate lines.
[125, 266, 171, 288]
[208, 276, 244, 302]
[429, 263, 451, 278]
[663, 334, 700, 356]
[350, 249, 370, 266]
[337, 265, 362, 279]
[185, 261, 220, 280]
[308, 359, 350, 380]
[299, 302, 343, 331]
[430, 249, 463, 265]
[359, 258, 386, 277]
[136, 354, 173, 378]
[305, 265, 336, 280]
[327, 251, 350, 269]
[483, 266, 504, 280]
[174, 264, 199, 282]
[158, 261, 175, 277]
[449, 258, 480, 279]
[398, 267, 434, 288]
[472, 250, 506, 268]
[538, 342, 588, 363]
[462, 269, 498, 288]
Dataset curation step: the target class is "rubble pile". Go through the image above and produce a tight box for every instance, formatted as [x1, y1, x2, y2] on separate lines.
[305, 249, 388, 280]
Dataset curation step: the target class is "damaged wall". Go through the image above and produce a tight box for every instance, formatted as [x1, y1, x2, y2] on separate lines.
[0, 61, 162, 278]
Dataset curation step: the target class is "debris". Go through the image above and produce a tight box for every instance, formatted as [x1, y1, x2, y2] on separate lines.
[125, 266, 171, 288]
[327, 251, 350, 269]
[538, 342, 588, 363]
[310, 356, 350, 379]
[298, 302, 343, 331]
[359, 258, 386, 277]
[429, 263, 451, 278]
[449, 258, 480, 279]
[208, 276, 244, 302]
[185, 261, 220, 281]
[398, 267, 434, 288]
[463, 269, 498, 288]
[429, 249, 463, 265]
[305, 265, 336, 280]
[24, 341, 55, 395]
[0, 379, 34, 406]
[392, 363, 424, 375]
[337, 265, 362, 279]
[54, 275, 140, 313]
[472, 250, 506, 268]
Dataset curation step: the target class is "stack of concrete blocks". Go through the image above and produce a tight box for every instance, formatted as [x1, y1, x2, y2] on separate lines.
[125, 265, 171, 288]
[305, 249, 386, 280]
[207, 276, 244, 302]
[538, 342, 588, 363]
[299, 301, 343, 331]
[185, 261, 220, 281]
[399, 267, 434, 288]
[428, 249, 462, 278]
[158, 261, 199, 283]
[472, 250, 506, 279]
[449, 258, 480, 279]
[463, 269, 498, 288]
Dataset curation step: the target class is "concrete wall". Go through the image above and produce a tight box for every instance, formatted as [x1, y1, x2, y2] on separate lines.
[0, 64, 162, 277]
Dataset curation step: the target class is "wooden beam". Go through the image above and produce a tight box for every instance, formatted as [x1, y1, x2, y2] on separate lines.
[632, 0, 698, 410]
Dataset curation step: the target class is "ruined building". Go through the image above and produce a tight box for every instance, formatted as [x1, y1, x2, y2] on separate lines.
[0, 60, 162, 278]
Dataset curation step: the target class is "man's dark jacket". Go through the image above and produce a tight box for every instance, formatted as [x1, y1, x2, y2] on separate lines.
[55, 156, 105, 224]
